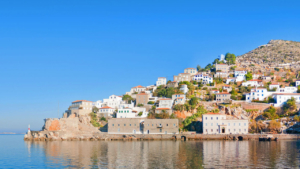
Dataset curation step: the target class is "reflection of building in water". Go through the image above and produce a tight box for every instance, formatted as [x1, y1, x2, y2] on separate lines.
[203, 141, 250, 168]
[106, 141, 180, 168]
[25, 140, 180, 168]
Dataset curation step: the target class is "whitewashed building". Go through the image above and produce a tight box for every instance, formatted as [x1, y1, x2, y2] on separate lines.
[158, 98, 173, 108]
[98, 106, 115, 117]
[156, 77, 167, 86]
[245, 88, 273, 102]
[202, 113, 248, 134]
[235, 70, 247, 82]
[226, 78, 236, 84]
[116, 107, 148, 118]
[242, 79, 263, 87]
[269, 83, 280, 90]
[93, 100, 104, 108]
[296, 80, 300, 87]
[180, 84, 189, 94]
[193, 73, 213, 84]
[172, 94, 186, 105]
[126, 85, 147, 95]
[102, 95, 125, 109]
[273, 93, 300, 107]
[214, 72, 228, 78]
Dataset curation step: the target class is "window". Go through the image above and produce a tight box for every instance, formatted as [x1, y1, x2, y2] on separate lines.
[152, 124, 154, 126]
[124, 124, 126, 126]
[135, 124, 136, 126]
[239, 123, 241, 126]
[148, 124, 149, 126]
[217, 117, 218, 120]
[160, 129, 162, 132]
[118, 124, 120, 126]
[130, 124, 131, 126]
[211, 129, 213, 132]
[112, 124, 114, 126]
[206, 129, 208, 132]
[217, 129, 218, 132]
[166, 124, 168, 126]
[206, 123, 207, 126]
[173, 124, 175, 126]
[205, 117, 207, 120]
[216, 123, 218, 126]
[234, 123, 235, 126]
[228, 123, 230, 126]
[244, 123, 246, 126]
[211, 117, 213, 120]
[211, 123, 213, 126]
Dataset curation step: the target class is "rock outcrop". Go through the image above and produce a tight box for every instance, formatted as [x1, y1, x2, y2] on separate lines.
[24, 114, 101, 141]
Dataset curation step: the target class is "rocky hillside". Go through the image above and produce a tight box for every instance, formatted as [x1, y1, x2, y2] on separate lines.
[237, 40, 300, 66]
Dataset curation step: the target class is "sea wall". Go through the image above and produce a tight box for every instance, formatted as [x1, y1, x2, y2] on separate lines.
[24, 132, 300, 141]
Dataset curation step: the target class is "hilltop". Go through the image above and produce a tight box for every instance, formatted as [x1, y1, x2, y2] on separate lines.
[237, 40, 300, 72]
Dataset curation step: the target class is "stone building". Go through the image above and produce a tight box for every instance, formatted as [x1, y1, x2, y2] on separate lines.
[202, 113, 248, 134]
[66, 100, 94, 116]
[108, 118, 179, 134]
[216, 92, 231, 102]
[215, 64, 229, 72]
[136, 92, 149, 105]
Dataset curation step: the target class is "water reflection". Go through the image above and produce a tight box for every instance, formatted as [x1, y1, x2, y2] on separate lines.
[24, 140, 300, 168]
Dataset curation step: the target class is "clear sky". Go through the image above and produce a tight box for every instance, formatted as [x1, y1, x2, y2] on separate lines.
[1, 0, 300, 133]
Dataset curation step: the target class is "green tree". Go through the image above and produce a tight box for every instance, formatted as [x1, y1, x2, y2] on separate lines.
[122, 94, 134, 104]
[138, 112, 143, 116]
[225, 53, 236, 65]
[262, 106, 278, 120]
[147, 101, 155, 104]
[213, 58, 220, 64]
[189, 97, 198, 109]
[245, 72, 253, 81]
[294, 115, 300, 122]
[284, 97, 296, 112]
[137, 103, 144, 107]
[197, 65, 202, 72]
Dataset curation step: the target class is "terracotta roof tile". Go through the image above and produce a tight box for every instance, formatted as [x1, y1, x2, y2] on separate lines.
[99, 106, 114, 109]
[132, 85, 145, 88]
[156, 108, 171, 110]
[216, 92, 230, 95]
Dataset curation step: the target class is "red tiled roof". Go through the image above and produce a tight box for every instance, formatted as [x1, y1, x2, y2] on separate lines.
[160, 98, 172, 100]
[204, 112, 223, 115]
[132, 110, 138, 112]
[223, 85, 231, 87]
[176, 97, 184, 99]
[137, 93, 148, 95]
[216, 92, 230, 95]
[72, 100, 93, 103]
[270, 83, 279, 85]
[99, 106, 114, 109]
[132, 85, 145, 88]
[185, 68, 196, 69]
[156, 108, 171, 110]
[248, 79, 262, 82]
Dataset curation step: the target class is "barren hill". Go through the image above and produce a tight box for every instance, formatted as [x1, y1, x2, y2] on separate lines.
[237, 40, 300, 65]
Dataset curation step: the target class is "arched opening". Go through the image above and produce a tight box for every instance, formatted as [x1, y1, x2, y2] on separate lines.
[238, 136, 243, 141]
[147, 130, 150, 134]
[181, 136, 186, 141]
[133, 130, 136, 134]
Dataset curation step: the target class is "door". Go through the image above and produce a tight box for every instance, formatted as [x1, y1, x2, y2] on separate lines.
[147, 130, 150, 134]
[133, 130, 136, 134]
[222, 127, 225, 133]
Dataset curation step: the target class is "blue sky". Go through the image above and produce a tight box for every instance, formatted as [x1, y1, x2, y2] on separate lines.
[1, 0, 300, 133]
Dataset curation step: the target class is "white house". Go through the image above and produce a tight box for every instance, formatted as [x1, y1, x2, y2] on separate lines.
[192, 73, 213, 84]
[242, 79, 263, 87]
[273, 93, 300, 107]
[116, 107, 148, 118]
[98, 106, 115, 117]
[102, 95, 125, 109]
[158, 98, 173, 108]
[172, 94, 186, 105]
[245, 88, 274, 102]
[180, 84, 189, 94]
[222, 85, 232, 92]
[235, 70, 247, 82]
[116, 108, 136, 118]
[156, 77, 167, 86]
[202, 113, 248, 134]
[269, 83, 280, 90]
[126, 85, 147, 95]
[226, 78, 236, 84]
[118, 102, 134, 109]
[296, 80, 300, 87]
[93, 100, 104, 108]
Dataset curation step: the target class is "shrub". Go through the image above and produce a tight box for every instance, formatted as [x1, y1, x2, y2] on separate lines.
[100, 117, 107, 122]
[137, 103, 144, 107]
[147, 101, 155, 104]
[138, 112, 143, 116]
[89, 113, 101, 127]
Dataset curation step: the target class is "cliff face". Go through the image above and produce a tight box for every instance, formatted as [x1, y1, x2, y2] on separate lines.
[24, 114, 101, 141]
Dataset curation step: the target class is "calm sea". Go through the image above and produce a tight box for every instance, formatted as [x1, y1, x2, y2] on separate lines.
[1, 135, 300, 168]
